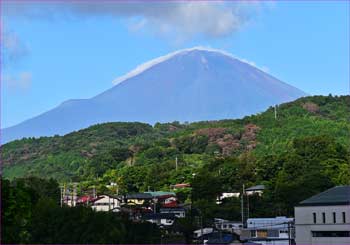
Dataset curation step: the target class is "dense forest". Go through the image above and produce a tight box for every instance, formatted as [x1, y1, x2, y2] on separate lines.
[2, 95, 350, 235]
[1, 177, 161, 244]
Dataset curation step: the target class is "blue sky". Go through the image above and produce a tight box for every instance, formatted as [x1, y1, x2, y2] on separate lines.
[2, 1, 349, 128]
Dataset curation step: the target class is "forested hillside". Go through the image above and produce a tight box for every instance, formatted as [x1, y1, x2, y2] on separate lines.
[2, 95, 350, 218]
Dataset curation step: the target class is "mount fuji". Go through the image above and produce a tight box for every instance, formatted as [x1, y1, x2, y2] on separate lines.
[2, 47, 306, 143]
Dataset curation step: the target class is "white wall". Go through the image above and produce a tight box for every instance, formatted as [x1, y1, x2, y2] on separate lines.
[91, 195, 120, 212]
[295, 205, 350, 244]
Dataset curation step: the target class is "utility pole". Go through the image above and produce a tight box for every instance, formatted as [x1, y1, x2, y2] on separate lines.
[241, 184, 245, 227]
[73, 183, 77, 207]
[60, 185, 63, 207]
[247, 192, 250, 220]
[274, 105, 278, 120]
[93, 185, 96, 198]
[288, 221, 291, 245]
[175, 156, 178, 171]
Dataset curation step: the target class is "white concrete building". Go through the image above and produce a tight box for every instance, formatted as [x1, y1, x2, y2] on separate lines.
[91, 194, 121, 212]
[243, 216, 294, 245]
[295, 186, 350, 245]
[214, 218, 243, 232]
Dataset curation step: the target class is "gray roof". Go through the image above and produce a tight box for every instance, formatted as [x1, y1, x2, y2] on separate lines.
[298, 186, 350, 206]
[246, 185, 265, 191]
[126, 193, 153, 199]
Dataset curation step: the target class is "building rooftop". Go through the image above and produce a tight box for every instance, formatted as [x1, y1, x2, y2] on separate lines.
[246, 185, 265, 191]
[126, 193, 153, 199]
[144, 191, 176, 197]
[298, 186, 350, 206]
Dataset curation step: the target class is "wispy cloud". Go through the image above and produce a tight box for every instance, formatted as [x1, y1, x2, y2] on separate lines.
[1, 28, 29, 66]
[3, 72, 32, 92]
[3, 2, 263, 40]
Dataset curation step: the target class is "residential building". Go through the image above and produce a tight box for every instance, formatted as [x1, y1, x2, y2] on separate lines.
[170, 183, 191, 190]
[294, 185, 350, 244]
[193, 228, 214, 239]
[142, 213, 175, 227]
[216, 192, 240, 204]
[214, 218, 243, 232]
[160, 207, 186, 218]
[91, 194, 121, 212]
[242, 216, 294, 245]
[245, 185, 265, 196]
[144, 191, 178, 208]
[125, 193, 153, 206]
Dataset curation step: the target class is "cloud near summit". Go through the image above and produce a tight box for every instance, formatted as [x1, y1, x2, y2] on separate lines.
[4, 2, 263, 39]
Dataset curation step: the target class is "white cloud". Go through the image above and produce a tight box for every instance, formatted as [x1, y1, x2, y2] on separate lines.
[3, 2, 263, 40]
[1, 28, 29, 66]
[3, 72, 32, 91]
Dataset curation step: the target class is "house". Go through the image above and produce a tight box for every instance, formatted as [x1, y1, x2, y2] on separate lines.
[193, 228, 214, 239]
[142, 213, 175, 227]
[216, 192, 240, 204]
[144, 191, 178, 208]
[160, 207, 186, 218]
[170, 183, 191, 190]
[294, 185, 350, 244]
[241, 216, 294, 245]
[214, 218, 243, 232]
[91, 194, 121, 212]
[125, 193, 153, 206]
[76, 195, 95, 206]
[245, 185, 265, 196]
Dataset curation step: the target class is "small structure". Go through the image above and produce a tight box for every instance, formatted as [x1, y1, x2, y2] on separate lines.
[91, 194, 121, 212]
[142, 213, 175, 227]
[145, 191, 178, 208]
[242, 216, 294, 245]
[76, 195, 95, 206]
[245, 185, 265, 196]
[171, 183, 191, 190]
[216, 192, 240, 204]
[294, 185, 350, 244]
[125, 193, 153, 206]
[193, 228, 214, 239]
[214, 218, 243, 232]
[160, 207, 186, 218]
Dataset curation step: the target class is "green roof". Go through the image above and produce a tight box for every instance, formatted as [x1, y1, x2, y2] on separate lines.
[298, 186, 350, 206]
[144, 191, 175, 197]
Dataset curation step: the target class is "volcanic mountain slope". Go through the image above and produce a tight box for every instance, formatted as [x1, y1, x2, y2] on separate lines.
[2, 47, 306, 143]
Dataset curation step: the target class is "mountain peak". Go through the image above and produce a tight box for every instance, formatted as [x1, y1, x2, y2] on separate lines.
[2, 48, 306, 143]
[111, 47, 260, 86]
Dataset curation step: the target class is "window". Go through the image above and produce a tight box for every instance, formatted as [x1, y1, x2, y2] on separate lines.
[333, 212, 336, 223]
[267, 230, 279, 238]
[312, 231, 350, 237]
[257, 230, 268, 238]
[343, 212, 346, 223]
[322, 212, 326, 223]
[313, 212, 317, 224]
[250, 230, 257, 238]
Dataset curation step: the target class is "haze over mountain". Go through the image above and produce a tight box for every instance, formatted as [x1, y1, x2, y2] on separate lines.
[2, 47, 307, 143]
